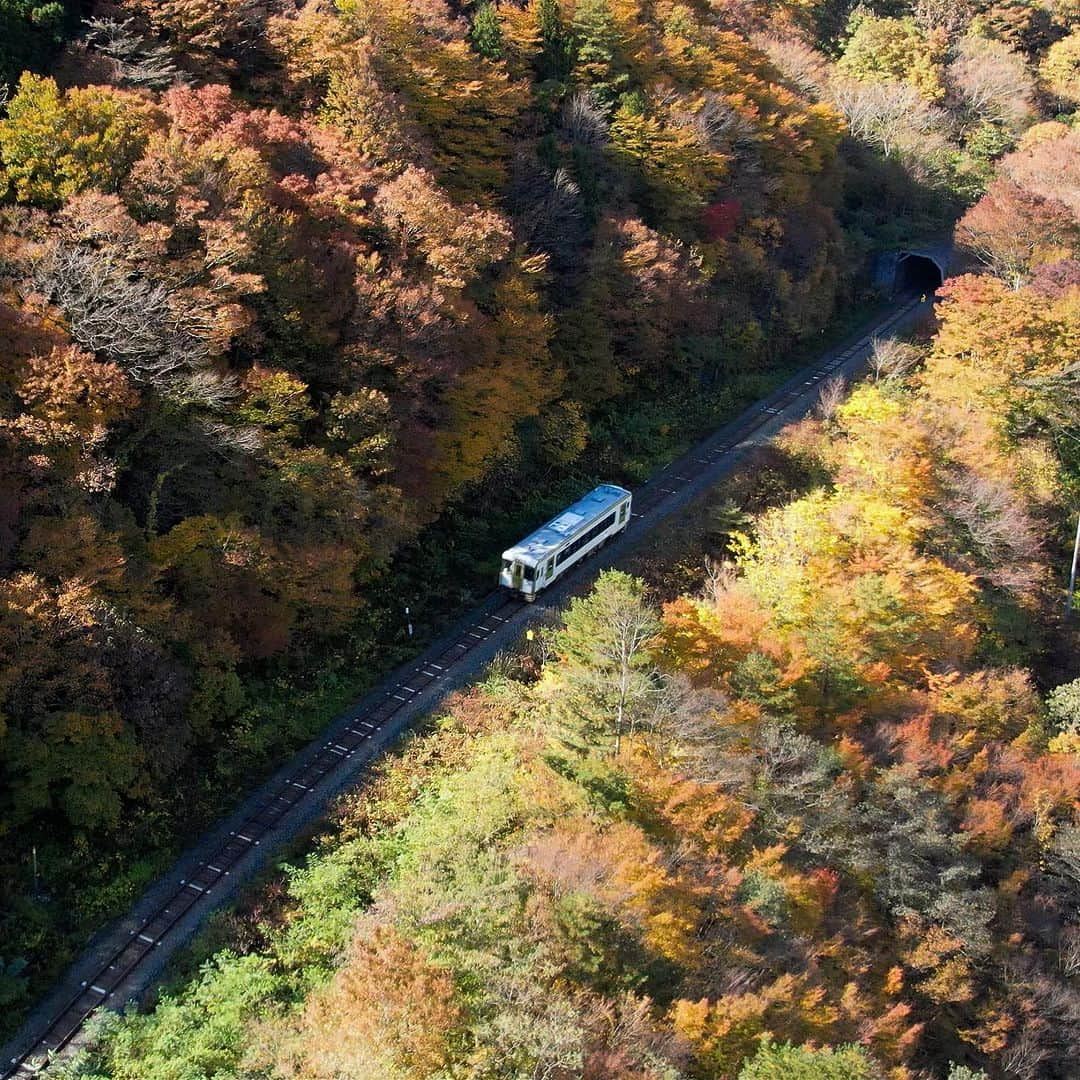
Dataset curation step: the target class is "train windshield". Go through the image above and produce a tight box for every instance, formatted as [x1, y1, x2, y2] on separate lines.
[502, 559, 513, 572]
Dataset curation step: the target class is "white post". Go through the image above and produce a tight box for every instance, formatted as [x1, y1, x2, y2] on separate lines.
[1068, 515, 1080, 616]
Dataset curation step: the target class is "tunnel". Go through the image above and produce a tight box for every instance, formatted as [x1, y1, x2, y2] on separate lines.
[894, 251, 945, 294]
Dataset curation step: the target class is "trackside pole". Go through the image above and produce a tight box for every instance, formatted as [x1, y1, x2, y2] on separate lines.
[1068, 514, 1080, 616]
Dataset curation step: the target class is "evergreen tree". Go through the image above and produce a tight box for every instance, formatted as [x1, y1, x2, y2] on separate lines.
[570, 0, 628, 109]
[536, 0, 568, 81]
[470, 2, 503, 60]
[0, 0, 69, 88]
[738, 1040, 885, 1079]
[547, 570, 660, 755]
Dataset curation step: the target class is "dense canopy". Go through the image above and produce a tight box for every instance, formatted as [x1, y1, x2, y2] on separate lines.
[0, 0, 1078, 1065]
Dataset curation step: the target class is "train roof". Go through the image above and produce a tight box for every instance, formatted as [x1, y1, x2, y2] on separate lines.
[502, 484, 631, 565]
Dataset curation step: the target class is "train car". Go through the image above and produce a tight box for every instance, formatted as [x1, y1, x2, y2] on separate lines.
[499, 484, 632, 601]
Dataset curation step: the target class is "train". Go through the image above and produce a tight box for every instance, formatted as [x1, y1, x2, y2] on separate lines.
[499, 484, 632, 600]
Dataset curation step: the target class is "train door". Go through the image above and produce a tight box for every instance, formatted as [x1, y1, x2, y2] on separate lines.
[511, 562, 524, 591]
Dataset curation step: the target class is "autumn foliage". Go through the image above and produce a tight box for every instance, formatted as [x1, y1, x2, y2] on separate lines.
[0, 0, 1077, 1055]
[60, 254, 1080, 1080]
[0, 0, 893, 1009]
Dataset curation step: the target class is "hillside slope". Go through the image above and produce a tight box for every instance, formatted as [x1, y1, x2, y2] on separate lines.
[50, 260, 1080, 1080]
[1, 0, 1077, 1045]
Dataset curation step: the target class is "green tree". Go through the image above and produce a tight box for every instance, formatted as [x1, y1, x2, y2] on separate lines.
[236, 368, 315, 448]
[946, 1066, 990, 1080]
[471, 2, 503, 60]
[0, 73, 154, 205]
[537, 0, 569, 81]
[1047, 678, 1080, 734]
[96, 953, 279, 1079]
[327, 388, 395, 476]
[570, 0, 628, 109]
[0, 957, 28, 1009]
[0, 0, 69, 88]
[548, 570, 660, 755]
[838, 14, 947, 101]
[738, 1039, 886, 1079]
[5, 711, 144, 834]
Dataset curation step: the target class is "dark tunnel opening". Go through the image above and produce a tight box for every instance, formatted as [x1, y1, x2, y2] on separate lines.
[895, 253, 944, 294]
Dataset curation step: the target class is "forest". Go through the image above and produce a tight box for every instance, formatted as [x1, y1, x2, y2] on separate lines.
[0, 0, 1078, 1064]
[51, 270, 1080, 1077]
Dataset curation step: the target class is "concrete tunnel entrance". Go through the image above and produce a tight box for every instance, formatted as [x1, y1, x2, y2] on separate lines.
[895, 251, 945, 294]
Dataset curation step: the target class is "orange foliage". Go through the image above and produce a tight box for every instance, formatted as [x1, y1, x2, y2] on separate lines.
[656, 591, 800, 691]
[520, 818, 704, 966]
[293, 926, 465, 1079]
[888, 714, 955, 775]
[927, 669, 1040, 750]
[670, 973, 840, 1077]
[960, 797, 1015, 854]
[632, 764, 755, 858]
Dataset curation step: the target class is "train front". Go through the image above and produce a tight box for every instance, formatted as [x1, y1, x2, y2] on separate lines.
[499, 550, 538, 598]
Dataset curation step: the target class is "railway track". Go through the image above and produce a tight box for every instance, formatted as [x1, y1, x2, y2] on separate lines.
[3, 595, 527, 1077]
[3, 292, 924, 1078]
[629, 293, 921, 519]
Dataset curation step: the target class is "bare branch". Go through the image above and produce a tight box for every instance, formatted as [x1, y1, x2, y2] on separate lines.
[561, 90, 609, 146]
[816, 375, 847, 419]
[869, 337, 923, 381]
[32, 244, 210, 384]
[83, 17, 188, 89]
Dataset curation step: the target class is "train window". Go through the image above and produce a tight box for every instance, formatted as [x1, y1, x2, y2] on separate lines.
[502, 559, 513, 571]
[522, 564, 535, 581]
[546, 559, 554, 576]
[554, 509, 619, 568]
[619, 503, 628, 523]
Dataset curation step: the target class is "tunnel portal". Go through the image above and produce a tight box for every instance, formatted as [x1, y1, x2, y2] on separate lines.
[894, 251, 945, 294]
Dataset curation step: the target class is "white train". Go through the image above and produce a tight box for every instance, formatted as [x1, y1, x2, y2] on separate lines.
[499, 484, 632, 600]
